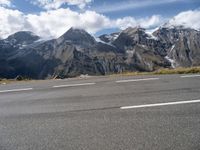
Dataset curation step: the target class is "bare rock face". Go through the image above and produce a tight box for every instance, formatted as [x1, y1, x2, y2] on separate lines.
[153, 26, 200, 67]
[111, 27, 170, 71]
[99, 32, 120, 43]
[113, 27, 167, 56]
[6, 31, 40, 45]
[57, 27, 96, 49]
[0, 26, 199, 79]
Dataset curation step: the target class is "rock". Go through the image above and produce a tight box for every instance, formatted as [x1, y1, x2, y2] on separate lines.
[0, 26, 199, 79]
[15, 75, 24, 81]
[153, 26, 200, 67]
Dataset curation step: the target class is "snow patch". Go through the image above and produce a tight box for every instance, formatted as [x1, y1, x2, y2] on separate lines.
[112, 33, 119, 40]
[102, 33, 119, 42]
[34, 38, 46, 43]
[140, 45, 146, 48]
[126, 50, 134, 54]
[18, 44, 27, 49]
[165, 56, 176, 68]
[95, 37, 116, 47]
[146, 34, 158, 40]
[146, 28, 159, 40]
[170, 45, 175, 52]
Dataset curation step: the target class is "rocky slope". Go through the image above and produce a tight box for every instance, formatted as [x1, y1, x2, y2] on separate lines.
[153, 26, 200, 67]
[0, 26, 199, 79]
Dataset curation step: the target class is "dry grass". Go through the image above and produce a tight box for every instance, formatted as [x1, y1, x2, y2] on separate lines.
[0, 78, 32, 85]
[154, 67, 200, 75]
[1, 67, 200, 84]
[0, 79, 14, 84]
[110, 66, 200, 77]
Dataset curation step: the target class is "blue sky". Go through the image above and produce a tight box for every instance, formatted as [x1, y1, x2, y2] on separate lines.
[12, 0, 200, 18]
[0, 0, 200, 38]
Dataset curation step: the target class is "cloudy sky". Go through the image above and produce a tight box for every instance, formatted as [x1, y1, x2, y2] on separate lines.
[0, 0, 199, 39]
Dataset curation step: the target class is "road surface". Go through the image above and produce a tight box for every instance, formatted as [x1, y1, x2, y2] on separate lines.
[0, 74, 200, 150]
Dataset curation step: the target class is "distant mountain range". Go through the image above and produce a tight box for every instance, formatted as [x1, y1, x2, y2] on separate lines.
[0, 25, 200, 79]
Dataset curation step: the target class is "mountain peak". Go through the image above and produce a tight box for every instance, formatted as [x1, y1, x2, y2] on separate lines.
[58, 27, 96, 45]
[61, 27, 91, 38]
[115, 27, 146, 40]
[68, 27, 88, 33]
[98, 32, 120, 43]
[121, 27, 146, 38]
[123, 26, 145, 33]
[6, 31, 40, 45]
[7, 31, 39, 39]
[160, 22, 199, 32]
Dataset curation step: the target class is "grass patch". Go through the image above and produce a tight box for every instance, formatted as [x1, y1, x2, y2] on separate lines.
[0, 77, 32, 85]
[0, 79, 14, 84]
[110, 66, 200, 77]
[154, 67, 200, 75]
[1, 66, 200, 84]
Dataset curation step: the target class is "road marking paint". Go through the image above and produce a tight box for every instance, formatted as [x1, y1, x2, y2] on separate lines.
[53, 82, 96, 88]
[181, 74, 200, 78]
[0, 88, 33, 93]
[120, 99, 200, 110]
[116, 78, 159, 83]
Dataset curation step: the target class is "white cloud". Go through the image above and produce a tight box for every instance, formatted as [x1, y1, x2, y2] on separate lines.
[7, 7, 200, 40]
[33, 0, 92, 9]
[168, 9, 200, 30]
[26, 10, 163, 38]
[0, 7, 31, 38]
[0, 0, 12, 7]
[95, 0, 186, 13]
[0, 6, 165, 39]
[114, 15, 163, 30]
[0, 1, 199, 40]
[26, 8, 110, 38]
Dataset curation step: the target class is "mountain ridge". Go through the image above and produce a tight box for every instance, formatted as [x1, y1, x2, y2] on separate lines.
[0, 25, 199, 79]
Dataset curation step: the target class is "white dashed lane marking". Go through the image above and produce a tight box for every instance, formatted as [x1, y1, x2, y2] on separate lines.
[0, 88, 33, 93]
[181, 75, 200, 78]
[53, 82, 96, 88]
[116, 78, 159, 83]
[120, 99, 200, 110]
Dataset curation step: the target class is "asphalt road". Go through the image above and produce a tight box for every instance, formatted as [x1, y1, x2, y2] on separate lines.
[0, 74, 200, 150]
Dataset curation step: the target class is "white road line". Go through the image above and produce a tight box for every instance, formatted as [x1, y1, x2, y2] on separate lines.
[0, 88, 33, 93]
[181, 74, 200, 78]
[120, 99, 200, 110]
[53, 82, 96, 88]
[116, 78, 159, 83]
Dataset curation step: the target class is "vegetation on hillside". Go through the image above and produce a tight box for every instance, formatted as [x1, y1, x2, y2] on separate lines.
[111, 67, 200, 76]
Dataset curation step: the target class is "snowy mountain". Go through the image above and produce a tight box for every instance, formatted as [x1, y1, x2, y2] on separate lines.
[0, 26, 200, 79]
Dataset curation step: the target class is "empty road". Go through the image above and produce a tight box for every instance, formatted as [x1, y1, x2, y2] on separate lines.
[0, 74, 200, 150]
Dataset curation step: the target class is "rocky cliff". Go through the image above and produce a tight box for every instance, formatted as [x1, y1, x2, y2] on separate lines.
[0, 26, 199, 79]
